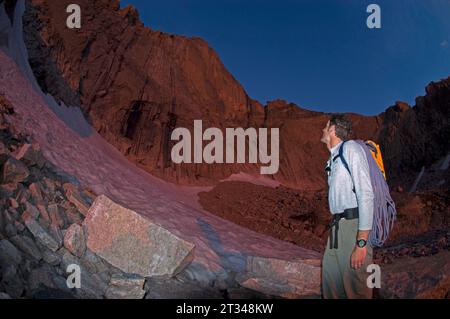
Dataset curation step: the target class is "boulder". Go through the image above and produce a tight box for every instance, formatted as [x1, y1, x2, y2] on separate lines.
[0, 239, 23, 267]
[24, 218, 61, 252]
[105, 274, 146, 299]
[10, 235, 43, 260]
[236, 255, 321, 298]
[0, 292, 11, 299]
[1, 265, 24, 298]
[84, 195, 195, 277]
[5, 223, 17, 238]
[36, 241, 61, 266]
[1, 156, 29, 184]
[28, 264, 70, 293]
[63, 223, 86, 257]
[58, 248, 107, 299]
[80, 249, 110, 274]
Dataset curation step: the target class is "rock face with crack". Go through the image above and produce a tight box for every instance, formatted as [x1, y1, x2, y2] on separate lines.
[22, 0, 450, 192]
[83, 195, 196, 278]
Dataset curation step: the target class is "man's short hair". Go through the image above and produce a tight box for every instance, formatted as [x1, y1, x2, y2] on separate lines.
[329, 114, 352, 141]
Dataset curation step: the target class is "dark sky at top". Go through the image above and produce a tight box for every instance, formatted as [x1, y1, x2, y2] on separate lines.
[122, 0, 450, 115]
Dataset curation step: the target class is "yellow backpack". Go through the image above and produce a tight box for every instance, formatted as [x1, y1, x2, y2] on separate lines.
[365, 140, 386, 180]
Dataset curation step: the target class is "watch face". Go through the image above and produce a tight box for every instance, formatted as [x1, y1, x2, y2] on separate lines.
[357, 239, 367, 248]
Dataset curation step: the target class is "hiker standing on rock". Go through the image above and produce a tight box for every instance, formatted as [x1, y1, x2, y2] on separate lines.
[320, 114, 375, 299]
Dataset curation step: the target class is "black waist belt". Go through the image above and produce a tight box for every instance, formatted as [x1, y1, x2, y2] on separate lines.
[327, 207, 359, 249]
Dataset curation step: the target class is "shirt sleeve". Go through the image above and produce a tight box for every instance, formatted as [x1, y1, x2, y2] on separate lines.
[344, 142, 374, 231]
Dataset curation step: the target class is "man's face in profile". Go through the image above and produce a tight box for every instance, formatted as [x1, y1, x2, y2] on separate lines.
[321, 120, 333, 145]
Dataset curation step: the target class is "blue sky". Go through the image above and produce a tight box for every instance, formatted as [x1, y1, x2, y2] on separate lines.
[121, 0, 450, 115]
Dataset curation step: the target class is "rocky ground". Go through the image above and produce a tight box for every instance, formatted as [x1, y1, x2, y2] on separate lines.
[199, 181, 330, 252]
[0, 95, 207, 299]
[0, 94, 145, 299]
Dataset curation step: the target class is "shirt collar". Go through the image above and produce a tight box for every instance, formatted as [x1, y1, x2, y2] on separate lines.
[330, 141, 343, 157]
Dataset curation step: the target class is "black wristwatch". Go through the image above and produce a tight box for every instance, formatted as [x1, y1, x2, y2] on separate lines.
[356, 239, 367, 248]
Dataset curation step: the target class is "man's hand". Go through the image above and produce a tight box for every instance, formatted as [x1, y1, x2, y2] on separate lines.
[351, 246, 367, 269]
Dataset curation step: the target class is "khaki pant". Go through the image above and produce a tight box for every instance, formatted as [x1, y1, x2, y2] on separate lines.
[322, 218, 373, 299]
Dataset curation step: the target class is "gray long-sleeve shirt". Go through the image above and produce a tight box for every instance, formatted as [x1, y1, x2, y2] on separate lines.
[326, 140, 374, 230]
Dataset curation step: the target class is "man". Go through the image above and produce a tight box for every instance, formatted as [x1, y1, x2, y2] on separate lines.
[320, 114, 374, 299]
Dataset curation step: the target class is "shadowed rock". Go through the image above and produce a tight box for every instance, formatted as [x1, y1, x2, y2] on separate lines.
[24, 218, 61, 252]
[63, 223, 86, 257]
[1, 156, 29, 183]
[236, 256, 321, 298]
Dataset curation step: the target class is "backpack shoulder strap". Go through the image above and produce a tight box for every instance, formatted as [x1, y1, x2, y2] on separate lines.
[338, 141, 356, 193]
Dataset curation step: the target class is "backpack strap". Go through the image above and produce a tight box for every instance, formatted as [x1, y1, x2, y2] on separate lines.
[338, 141, 356, 193]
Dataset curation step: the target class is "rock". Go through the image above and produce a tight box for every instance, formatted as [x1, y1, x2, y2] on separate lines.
[81, 249, 110, 274]
[84, 195, 195, 277]
[58, 248, 107, 299]
[36, 241, 61, 266]
[0, 183, 18, 198]
[64, 207, 84, 225]
[0, 141, 8, 165]
[10, 235, 43, 260]
[42, 177, 56, 193]
[1, 209, 16, 226]
[0, 239, 23, 267]
[29, 182, 44, 204]
[28, 264, 67, 292]
[9, 197, 19, 208]
[24, 218, 61, 252]
[13, 143, 45, 168]
[14, 220, 25, 232]
[63, 184, 90, 216]
[75, 273, 108, 299]
[5, 223, 17, 237]
[105, 274, 146, 299]
[15, 186, 31, 205]
[8, 208, 20, 221]
[27, 264, 77, 299]
[1, 265, 24, 298]
[0, 292, 11, 299]
[21, 202, 41, 222]
[48, 224, 64, 247]
[63, 223, 86, 257]
[59, 247, 81, 270]
[36, 204, 50, 222]
[1, 156, 29, 184]
[48, 204, 65, 229]
[236, 256, 321, 299]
